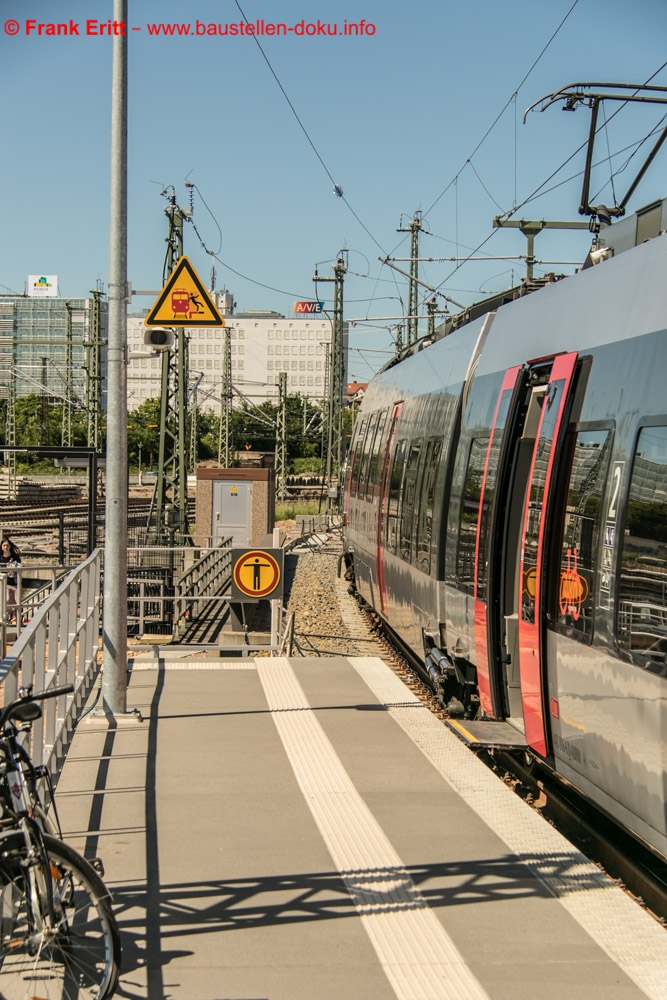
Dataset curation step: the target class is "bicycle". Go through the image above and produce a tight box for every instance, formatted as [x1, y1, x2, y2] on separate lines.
[0, 684, 121, 999]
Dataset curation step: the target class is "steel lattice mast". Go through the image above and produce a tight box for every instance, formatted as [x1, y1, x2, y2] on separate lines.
[154, 194, 191, 542]
[218, 326, 232, 467]
[313, 255, 347, 513]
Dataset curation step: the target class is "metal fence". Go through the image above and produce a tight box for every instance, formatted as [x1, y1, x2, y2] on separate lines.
[0, 566, 74, 660]
[0, 550, 103, 774]
[173, 540, 233, 640]
[127, 539, 232, 637]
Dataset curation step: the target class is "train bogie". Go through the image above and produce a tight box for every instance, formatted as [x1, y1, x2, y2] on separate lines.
[343, 214, 667, 859]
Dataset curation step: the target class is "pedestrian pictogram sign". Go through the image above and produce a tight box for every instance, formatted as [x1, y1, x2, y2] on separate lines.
[145, 256, 223, 327]
[231, 548, 284, 601]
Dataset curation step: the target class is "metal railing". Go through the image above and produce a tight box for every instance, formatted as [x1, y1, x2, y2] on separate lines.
[173, 538, 233, 639]
[0, 566, 74, 659]
[126, 541, 232, 637]
[0, 550, 103, 774]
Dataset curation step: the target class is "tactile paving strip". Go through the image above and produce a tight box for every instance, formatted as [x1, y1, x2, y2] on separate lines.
[257, 657, 491, 1000]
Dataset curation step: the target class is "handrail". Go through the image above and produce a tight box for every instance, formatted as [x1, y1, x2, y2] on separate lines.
[173, 538, 233, 638]
[0, 550, 103, 776]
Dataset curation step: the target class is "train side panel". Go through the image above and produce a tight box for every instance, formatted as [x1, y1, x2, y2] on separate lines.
[344, 231, 667, 858]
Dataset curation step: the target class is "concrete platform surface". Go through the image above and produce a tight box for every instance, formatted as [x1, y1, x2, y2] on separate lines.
[53, 656, 667, 1000]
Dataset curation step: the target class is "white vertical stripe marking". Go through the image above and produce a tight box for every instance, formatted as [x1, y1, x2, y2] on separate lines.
[256, 658, 490, 1000]
[349, 656, 667, 1000]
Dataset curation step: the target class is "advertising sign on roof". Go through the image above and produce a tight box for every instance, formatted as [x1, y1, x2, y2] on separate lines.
[293, 301, 325, 315]
[27, 275, 58, 298]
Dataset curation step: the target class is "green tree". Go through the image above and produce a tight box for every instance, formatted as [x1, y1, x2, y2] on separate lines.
[127, 398, 161, 469]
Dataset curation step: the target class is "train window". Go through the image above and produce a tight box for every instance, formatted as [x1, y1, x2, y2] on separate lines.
[554, 430, 611, 642]
[476, 389, 514, 602]
[366, 410, 388, 501]
[357, 411, 379, 501]
[349, 416, 368, 497]
[618, 425, 667, 670]
[522, 379, 567, 625]
[386, 438, 407, 553]
[456, 437, 489, 593]
[399, 442, 423, 561]
[416, 438, 442, 574]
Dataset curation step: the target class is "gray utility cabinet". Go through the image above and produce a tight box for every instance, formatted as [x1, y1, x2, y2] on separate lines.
[212, 479, 251, 545]
[195, 467, 276, 548]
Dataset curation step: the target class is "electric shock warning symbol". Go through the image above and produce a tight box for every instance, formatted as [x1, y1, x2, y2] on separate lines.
[231, 549, 284, 601]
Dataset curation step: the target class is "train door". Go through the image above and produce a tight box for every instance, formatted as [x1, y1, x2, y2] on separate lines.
[477, 353, 577, 757]
[376, 402, 402, 615]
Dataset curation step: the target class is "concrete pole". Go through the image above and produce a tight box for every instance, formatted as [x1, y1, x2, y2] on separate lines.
[102, 0, 128, 714]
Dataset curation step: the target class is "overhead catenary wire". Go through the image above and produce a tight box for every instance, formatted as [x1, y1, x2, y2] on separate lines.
[422, 0, 581, 220]
[232, 0, 388, 256]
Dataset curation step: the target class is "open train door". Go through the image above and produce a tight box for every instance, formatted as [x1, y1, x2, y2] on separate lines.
[499, 352, 578, 756]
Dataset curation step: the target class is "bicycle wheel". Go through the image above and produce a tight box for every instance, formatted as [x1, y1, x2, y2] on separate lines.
[0, 832, 121, 999]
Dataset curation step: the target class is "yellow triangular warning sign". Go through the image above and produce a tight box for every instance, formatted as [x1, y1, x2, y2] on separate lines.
[145, 257, 223, 327]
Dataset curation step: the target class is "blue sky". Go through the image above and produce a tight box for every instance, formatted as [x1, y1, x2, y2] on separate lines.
[2, 0, 667, 379]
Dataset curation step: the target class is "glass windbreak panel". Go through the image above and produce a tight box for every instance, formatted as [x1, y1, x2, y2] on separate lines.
[349, 416, 368, 497]
[366, 410, 388, 501]
[416, 438, 442, 574]
[399, 441, 422, 561]
[386, 439, 407, 554]
[521, 380, 566, 624]
[555, 430, 611, 641]
[476, 390, 513, 602]
[618, 426, 667, 670]
[357, 412, 379, 501]
[457, 437, 489, 592]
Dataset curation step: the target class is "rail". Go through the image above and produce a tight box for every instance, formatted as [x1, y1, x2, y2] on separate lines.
[0, 549, 103, 774]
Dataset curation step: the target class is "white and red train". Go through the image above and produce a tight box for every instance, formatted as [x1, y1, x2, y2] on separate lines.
[342, 199, 667, 860]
